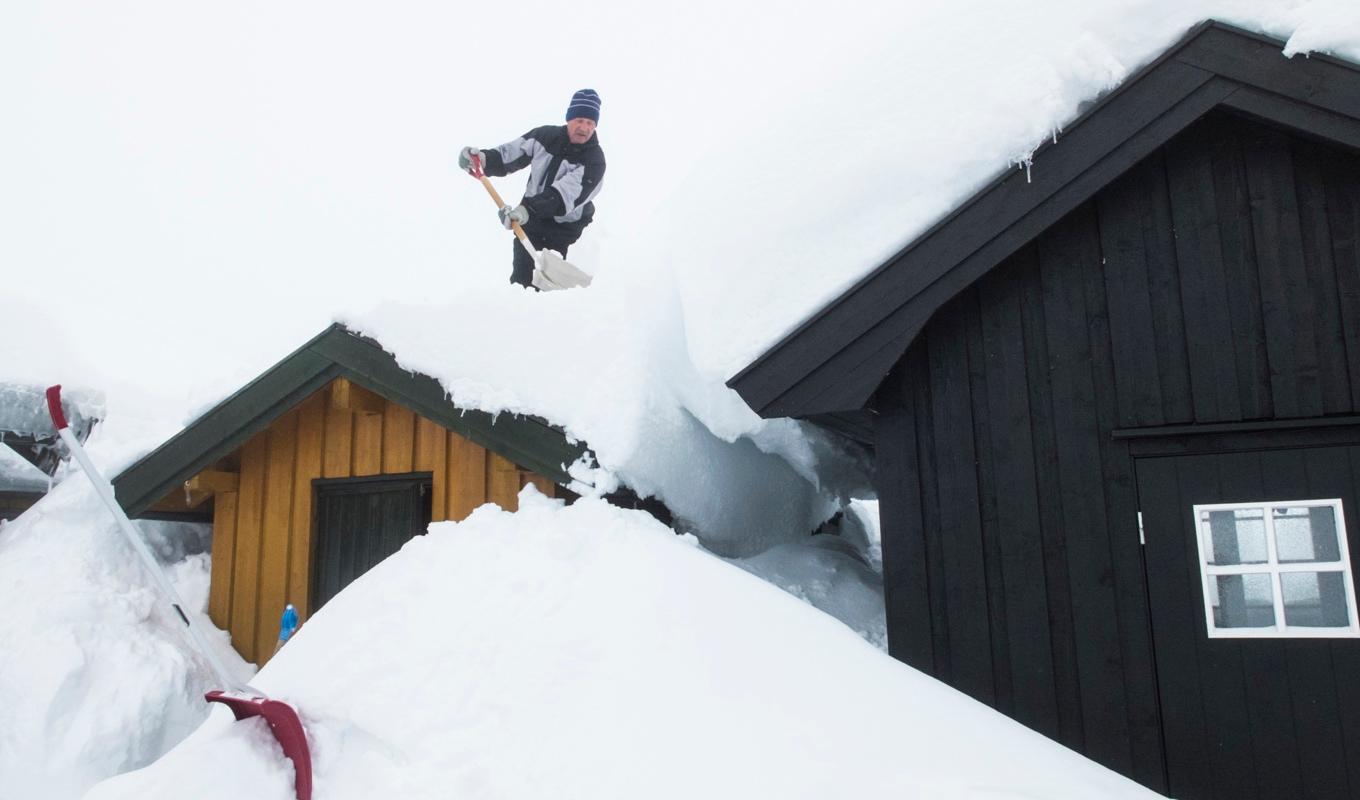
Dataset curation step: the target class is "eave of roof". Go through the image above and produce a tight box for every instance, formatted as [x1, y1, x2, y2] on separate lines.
[113, 324, 589, 516]
[729, 21, 1360, 420]
[0, 442, 50, 493]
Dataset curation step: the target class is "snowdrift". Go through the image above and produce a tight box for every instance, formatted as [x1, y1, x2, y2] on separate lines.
[0, 479, 250, 800]
[344, 275, 872, 556]
[87, 490, 1159, 800]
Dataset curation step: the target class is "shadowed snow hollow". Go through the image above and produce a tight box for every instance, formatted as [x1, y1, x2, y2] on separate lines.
[87, 488, 1161, 800]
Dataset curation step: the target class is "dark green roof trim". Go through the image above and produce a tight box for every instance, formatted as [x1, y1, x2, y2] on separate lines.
[113, 324, 589, 517]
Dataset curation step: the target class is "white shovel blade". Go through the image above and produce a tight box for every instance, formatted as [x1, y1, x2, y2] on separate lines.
[531, 267, 565, 292]
[534, 249, 592, 290]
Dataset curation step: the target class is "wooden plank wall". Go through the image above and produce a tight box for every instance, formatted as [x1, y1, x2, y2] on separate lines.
[874, 111, 1360, 794]
[202, 380, 556, 665]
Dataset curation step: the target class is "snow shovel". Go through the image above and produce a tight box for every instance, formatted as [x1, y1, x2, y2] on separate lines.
[45, 385, 313, 800]
[467, 152, 593, 291]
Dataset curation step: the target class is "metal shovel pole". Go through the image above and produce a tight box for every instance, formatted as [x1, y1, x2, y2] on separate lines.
[46, 385, 314, 800]
[46, 385, 241, 690]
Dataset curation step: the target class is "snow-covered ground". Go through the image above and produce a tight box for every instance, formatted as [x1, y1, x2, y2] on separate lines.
[3, 1, 1360, 798]
[84, 489, 1158, 800]
[0, 478, 251, 800]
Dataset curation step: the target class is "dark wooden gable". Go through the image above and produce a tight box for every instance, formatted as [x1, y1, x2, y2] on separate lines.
[729, 21, 1360, 421]
[113, 324, 588, 516]
[875, 110, 1360, 797]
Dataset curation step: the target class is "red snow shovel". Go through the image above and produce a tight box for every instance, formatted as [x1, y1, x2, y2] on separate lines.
[45, 385, 313, 800]
[467, 152, 593, 291]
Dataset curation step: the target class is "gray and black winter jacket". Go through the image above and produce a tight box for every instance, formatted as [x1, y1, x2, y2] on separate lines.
[481, 125, 605, 239]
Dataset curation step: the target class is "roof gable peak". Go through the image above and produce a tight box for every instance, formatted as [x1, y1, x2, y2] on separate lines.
[730, 20, 1360, 420]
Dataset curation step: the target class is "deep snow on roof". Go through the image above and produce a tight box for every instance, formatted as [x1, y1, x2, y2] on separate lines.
[342, 292, 873, 556]
[673, 2, 1360, 380]
[727, 18, 1360, 418]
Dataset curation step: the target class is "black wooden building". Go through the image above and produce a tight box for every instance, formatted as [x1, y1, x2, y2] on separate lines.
[730, 22, 1360, 800]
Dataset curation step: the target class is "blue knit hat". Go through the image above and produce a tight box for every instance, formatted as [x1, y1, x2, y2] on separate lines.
[566, 89, 601, 123]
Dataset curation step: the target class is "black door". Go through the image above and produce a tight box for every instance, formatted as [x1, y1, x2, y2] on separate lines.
[311, 473, 433, 612]
[1135, 445, 1360, 800]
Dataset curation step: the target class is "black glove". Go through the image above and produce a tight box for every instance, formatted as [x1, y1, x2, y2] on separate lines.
[498, 204, 529, 230]
[458, 146, 483, 175]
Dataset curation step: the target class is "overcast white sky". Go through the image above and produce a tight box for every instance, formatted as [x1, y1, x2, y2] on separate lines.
[4, 0, 1354, 439]
[2, 0, 878, 420]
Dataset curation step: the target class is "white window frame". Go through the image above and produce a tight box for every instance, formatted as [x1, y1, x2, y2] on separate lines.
[1191, 498, 1360, 639]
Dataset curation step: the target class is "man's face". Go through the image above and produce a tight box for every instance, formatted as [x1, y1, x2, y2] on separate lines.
[567, 117, 596, 144]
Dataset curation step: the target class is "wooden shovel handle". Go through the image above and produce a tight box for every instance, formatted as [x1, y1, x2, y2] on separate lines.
[478, 173, 508, 208]
[477, 174, 531, 245]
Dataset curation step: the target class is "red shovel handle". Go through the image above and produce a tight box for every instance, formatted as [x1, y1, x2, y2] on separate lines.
[46, 385, 69, 430]
[207, 691, 313, 800]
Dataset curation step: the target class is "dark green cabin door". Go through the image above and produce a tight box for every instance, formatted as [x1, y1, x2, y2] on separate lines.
[1135, 445, 1360, 800]
[311, 473, 433, 612]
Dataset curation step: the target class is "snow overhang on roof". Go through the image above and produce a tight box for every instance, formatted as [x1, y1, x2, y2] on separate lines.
[728, 21, 1360, 421]
[112, 324, 589, 517]
[0, 382, 103, 442]
[0, 441, 50, 494]
[0, 381, 104, 479]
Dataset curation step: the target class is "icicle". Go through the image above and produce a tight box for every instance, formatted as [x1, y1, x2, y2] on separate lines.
[1010, 150, 1037, 184]
[1016, 155, 1033, 184]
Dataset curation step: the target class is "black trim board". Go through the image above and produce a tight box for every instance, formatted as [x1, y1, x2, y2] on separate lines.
[1113, 415, 1360, 441]
[729, 21, 1360, 419]
[311, 471, 435, 490]
[807, 409, 875, 448]
[1125, 422, 1360, 458]
[113, 324, 589, 517]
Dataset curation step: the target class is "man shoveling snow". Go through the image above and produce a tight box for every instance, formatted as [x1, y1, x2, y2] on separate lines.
[458, 89, 606, 290]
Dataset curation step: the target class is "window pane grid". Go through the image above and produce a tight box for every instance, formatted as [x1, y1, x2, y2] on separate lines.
[1203, 562, 1343, 574]
[1191, 499, 1358, 639]
[1264, 508, 1286, 634]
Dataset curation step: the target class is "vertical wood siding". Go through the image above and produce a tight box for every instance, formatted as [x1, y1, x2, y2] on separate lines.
[875, 111, 1360, 793]
[200, 379, 556, 665]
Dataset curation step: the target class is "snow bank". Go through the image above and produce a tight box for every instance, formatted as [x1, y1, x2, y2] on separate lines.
[729, 535, 887, 650]
[0, 478, 249, 800]
[88, 488, 1159, 800]
[345, 273, 871, 555]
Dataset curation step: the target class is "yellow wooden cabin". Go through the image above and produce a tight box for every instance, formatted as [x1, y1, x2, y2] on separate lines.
[113, 326, 591, 665]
